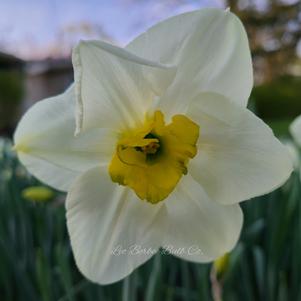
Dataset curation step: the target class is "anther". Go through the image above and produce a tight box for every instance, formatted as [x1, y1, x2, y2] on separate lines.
[141, 141, 160, 155]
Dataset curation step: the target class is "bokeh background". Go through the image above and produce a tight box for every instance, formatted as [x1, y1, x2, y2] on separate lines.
[0, 0, 301, 300]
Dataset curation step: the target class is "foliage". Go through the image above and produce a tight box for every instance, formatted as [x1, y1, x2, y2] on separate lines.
[0, 70, 24, 129]
[252, 76, 301, 120]
[0, 138, 300, 301]
[227, 0, 301, 83]
[0, 70, 23, 104]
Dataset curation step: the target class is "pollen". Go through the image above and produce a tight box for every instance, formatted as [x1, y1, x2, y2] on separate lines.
[141, 141, 160, 155]
[109, 110, 199, 204]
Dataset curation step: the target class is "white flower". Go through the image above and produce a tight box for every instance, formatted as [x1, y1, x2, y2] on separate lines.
[290, 115, 301, 147]
[14, 8, 293, 284]
[290, 115, 301, 171]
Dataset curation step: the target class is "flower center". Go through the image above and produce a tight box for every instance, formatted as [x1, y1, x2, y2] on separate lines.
[138, 134, 160, 155]
[109, 110, 199, 204]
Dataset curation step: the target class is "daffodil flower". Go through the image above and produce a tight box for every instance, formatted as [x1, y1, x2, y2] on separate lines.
[290, 115, 301, 170]
[14, 8, 293, 284]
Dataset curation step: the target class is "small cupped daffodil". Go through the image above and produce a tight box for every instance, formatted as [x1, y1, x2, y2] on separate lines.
[14, 8, 293, 284]
[22, 186, 54, 202]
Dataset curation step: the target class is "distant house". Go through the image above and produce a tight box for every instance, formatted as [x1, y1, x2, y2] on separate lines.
[0, 53, 74, 136]
[23, 58, 73, 111]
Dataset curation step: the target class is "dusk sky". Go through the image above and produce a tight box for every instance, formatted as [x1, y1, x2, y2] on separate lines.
[0, 0, 224, 60]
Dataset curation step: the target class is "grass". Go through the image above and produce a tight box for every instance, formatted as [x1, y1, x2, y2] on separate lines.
[0, 137, 301, 301]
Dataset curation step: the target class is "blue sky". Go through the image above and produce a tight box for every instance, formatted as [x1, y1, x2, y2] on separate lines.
[0, 0, 223, 59]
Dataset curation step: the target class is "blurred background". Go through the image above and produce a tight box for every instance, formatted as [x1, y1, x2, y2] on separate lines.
[0, 0, 301, 300]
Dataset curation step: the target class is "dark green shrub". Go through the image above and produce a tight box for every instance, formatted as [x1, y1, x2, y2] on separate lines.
[0, 70, 24, 129]
[252, 76, 301, 119]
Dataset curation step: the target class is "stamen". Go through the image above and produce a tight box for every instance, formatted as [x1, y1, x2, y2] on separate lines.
[141, 141, 160, 154]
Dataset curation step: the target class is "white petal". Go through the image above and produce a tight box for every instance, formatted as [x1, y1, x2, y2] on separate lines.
[66, 166, 167, 285]
[283, 140, 300, 170]
[127, 8, 253, 114]
[18, 153, 78, 191]
[187, 92, 293, 205]
[163, 174, 243, 262]
[290, 115, 301, 146]
[14, 86, 115, 191]
[72, 40, 176, 134]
